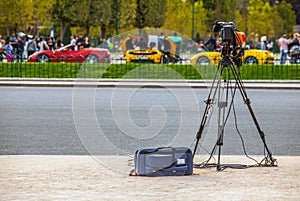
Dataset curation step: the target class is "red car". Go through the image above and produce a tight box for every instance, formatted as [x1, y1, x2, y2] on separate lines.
[28, 44, 110, 63]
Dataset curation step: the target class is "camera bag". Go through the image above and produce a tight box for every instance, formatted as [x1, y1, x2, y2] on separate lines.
[132, 147, 193, 176]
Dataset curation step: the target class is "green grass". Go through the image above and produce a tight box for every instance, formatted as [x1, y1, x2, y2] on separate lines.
[0, 62, 299, 80]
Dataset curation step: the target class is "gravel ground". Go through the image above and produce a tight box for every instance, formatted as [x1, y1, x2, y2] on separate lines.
[0, 155, 299, 201]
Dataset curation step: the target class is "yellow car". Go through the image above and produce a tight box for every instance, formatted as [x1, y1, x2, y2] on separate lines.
[191, 49, 274, 65]
[120, 35, 180, 63]
[123, 48, 164, 63]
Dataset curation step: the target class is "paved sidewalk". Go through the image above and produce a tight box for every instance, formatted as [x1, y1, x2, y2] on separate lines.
[0, 155, 299, 201]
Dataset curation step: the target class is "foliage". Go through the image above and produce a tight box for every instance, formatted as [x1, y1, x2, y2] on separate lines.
[247, 0, 273, 38]
[213, 0, 237, 23]
[135, 0, 167, 28]
[234, 0, 249, 34]
[51, 0, 78, 40]
[0, 0, 53, 36]
[273, 0, 296, 37]
[163, 0, 192, 36]
[135, 0, 147, 28]
[117, 0, 137, 32]
[73, 0, 112, 36]
[147, 0, 167, 28]
[163, 0, 207, 38]
[0, 0, 297, 44]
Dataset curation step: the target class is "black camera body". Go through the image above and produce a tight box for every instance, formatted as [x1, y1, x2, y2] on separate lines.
[213, 21, 236, 47]
[213, 21, 245, 65]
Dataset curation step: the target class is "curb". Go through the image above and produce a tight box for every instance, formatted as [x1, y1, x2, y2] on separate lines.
[0, 78, 300, 89]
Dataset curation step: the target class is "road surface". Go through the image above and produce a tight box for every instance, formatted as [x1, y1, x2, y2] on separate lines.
[0, 86, 299, 156]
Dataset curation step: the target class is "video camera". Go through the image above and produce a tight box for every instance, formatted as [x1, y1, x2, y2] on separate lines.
[213, 21, 237, 47]
[213, 21, 246, 62]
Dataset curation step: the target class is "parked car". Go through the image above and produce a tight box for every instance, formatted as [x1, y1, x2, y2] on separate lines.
[190, 48, 274, 65]
[28, 44, 110, 63]
[121, 35, 181, 63]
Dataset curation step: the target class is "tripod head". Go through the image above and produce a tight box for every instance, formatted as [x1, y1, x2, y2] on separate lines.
[213, 21, 246, 66]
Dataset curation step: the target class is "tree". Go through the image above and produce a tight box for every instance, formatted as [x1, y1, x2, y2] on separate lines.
[135, 0, 167, 28]
[28, 0, 53, 36]
[135, 0, 148, 28]
[0, 0, 52, 36]
[72, 0, 112, 37]
[51, 0, 78, 40]
[146, 0, 167, 28]
[194, 1, 208, 36]
[200, 0, 215, 29]
[273, 0, 296, 37]
[162, 0, 207, 39]
[235, 0, 249, 35]
[109, 0, 137, 35]
[247, 0, 274, 40]
[213, 0, 237, 22]
[0, 0, 28, 36]
[162, 0, 191, 36]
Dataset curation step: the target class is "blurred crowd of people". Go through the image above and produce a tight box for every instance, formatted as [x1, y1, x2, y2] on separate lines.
[1, 31, 300, 64]
[0, 32, 101, 62]
[193, 33, 275, 53]
[278, 33, 299, 64]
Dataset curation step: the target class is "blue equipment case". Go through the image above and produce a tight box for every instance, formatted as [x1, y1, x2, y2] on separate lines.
[134, 147, 193, 176]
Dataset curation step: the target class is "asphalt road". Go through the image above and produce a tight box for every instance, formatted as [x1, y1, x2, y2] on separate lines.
[0, 86, 299, 156]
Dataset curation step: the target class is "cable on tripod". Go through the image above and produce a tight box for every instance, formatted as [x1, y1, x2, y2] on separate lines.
[230, 84, 260, 165]
[193, 143, 217, 168]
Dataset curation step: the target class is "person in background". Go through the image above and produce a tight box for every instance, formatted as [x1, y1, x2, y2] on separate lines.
[195, 32, 201, 44]
[76, 34, 85, 50]
[9, 33, 17, 46]
[292, 33, 299, 45]
[27, 36, 37, 57]
[0, 35, 5, 61]
[288, 33, 294, 43]
[204, 34, 217, 51]
[9, 33, 17, 55]
[125, 35, 134, 50]
[38, 36, 49, 51]
[158, 32, 164, 50]
[56, 39, 64, 49]
[16, 34, 25, 62]
[288, 33, 300, 50]
[45, 35, 50, 43]
[70, 35, 76, 50]
[137, 37, 147, 49]
[258, 36, 272, 51]
[5, 39, 14, 62]
[260, 36, 267, 50]
[84, 36, 90, 48]
[278, 34, 289, 64]
[47, 37, 55, 50]
[0, 35, 3, 48]
[100, 38, 109, 49]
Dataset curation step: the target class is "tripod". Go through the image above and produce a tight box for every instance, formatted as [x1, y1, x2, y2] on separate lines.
[192, 49, 277, 171]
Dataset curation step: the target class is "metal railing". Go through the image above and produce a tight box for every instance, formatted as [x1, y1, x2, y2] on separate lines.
[0, 58, 299, 80]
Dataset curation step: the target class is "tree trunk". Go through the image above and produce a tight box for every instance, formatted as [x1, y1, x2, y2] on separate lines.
[60, 21, 67, 41]
[86, 25, 90, 37]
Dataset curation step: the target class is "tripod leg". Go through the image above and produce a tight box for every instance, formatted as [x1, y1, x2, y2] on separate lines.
[216, 67, 230, 171]
[193, 65, 222, 159]
[230, 66, 277, 166]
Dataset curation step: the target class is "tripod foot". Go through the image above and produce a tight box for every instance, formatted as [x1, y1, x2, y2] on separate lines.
[217, 165, 225, 171]
[261, 155, 278, 167]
